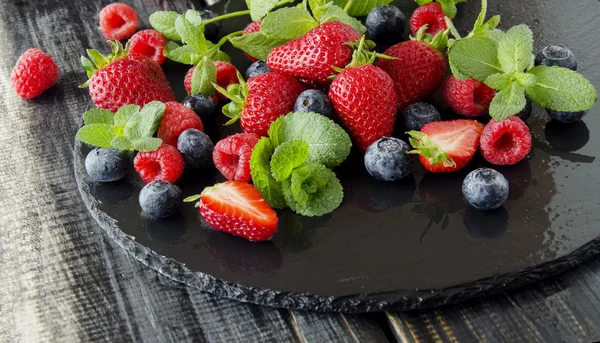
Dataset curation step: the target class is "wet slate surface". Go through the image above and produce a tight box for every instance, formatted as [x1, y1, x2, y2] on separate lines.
[74, 0, 600, 312]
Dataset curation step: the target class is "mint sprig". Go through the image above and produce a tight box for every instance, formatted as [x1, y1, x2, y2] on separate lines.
[190, 56, 217, 96]
[76, 102, 165, 152]
[415, 0, 467, 19]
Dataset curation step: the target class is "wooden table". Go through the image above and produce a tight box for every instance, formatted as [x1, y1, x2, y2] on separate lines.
[2, 0, 600, 342]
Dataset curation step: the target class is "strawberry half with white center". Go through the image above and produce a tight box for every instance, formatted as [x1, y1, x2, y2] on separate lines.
[185, 181, 279, 242]
[407, 119, 484, 173]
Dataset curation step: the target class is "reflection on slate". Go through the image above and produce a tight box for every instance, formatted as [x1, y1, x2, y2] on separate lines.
[464, 207, 510, 239]
[92, 178, 137, 204]
[545, 120, 590, 152]
[272, 211, 333, 253]
[206, 231, 283, 273]
[346, 173, 417, 213]
[145, 213, 188, 242]
[494, 161, 533, 201]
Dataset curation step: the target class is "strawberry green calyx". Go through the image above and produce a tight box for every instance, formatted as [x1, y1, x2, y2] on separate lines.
[183, 194, 202, 207]
[213, 71, 248, 125]
[332, 36, 394, 75]
[406, 130, 456, 167]
[413, 25, 450, 53]
[80, 40, 129, 88]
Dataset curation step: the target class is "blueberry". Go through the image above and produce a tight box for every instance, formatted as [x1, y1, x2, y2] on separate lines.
[546, 109, 588, 123]
[366, 5, 406, 45]
[139, 181, 183, 218]
[246, 60, 271, 79]
[85, 148, 129, 182]
[364, 137, 412, 182]
[177, 129, 214, 169]
[535, 45, 577, 71]
[403, 102, 441, 131]
[462, 168, 509, 211]
[181, 95, 218, 121]
[200, 9, 221, 42]
[294, 89, 332, 117]
[517, 97, 532, 121]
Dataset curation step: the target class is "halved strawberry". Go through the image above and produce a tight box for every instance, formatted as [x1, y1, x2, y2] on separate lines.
[187, 181, 279, 242]
[407, 119, 484, 173]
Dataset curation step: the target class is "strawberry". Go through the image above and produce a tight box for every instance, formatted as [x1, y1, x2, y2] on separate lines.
[81, 41, 176, 112]
[191, 181, 279, 242]
[329, 64, 397, 153]
[407, 119, 484, 173]
[377, 32, 447, 111]
[266, 21, 361, 84]
[215, 72, 305, 136]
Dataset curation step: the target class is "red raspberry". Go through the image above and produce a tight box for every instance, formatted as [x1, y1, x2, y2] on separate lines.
[410, 3, 448, 36]
[134, 144, 184, 183]
[128, 29, 167, 65]
[99, 3, 139, 40]
[443, 75, 496, 117]
[10, 48, 59, 99]
[184, 61, 239, 101]
[480, 116, 532, 165]
[213, 133, 261, 182]
[242, 21, 262, 62]
[157, 102, 204, 146]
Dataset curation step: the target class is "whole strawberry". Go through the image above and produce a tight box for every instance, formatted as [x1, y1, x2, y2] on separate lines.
[329, 64, 397, 153]
[81, 41, 175, 112]
[216, 72, 305, 136]
[377, 31, 447, 111]
[267, 21, 361, 84]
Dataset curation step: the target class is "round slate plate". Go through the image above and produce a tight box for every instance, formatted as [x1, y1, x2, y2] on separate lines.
[74, 0, 600, 312]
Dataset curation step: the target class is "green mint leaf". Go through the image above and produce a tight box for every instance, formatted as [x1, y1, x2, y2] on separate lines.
[75, 124, 115, 148]
[415, 0, 433, 5]
[309, 0, 326, 11]
[212, 49, 231, 63]
[489, 81, 526, 121]
[485, 72, 512, 90]
[110, 136, 133, 151]
[229, 32, 287, 61]
[149, 11, 181, 41]
[164, 41, 201, 65]
[247, 0, 280, 21]
[484, 28, 504, 43]
[315, 3, 366, 34]
[525, 66, 598, 112]
[514, 72, 536, 87]
[131, 137, 163, 152]
[484, 15, 500, 30]
[175, 15, 207, 52]
[184, 9, 204, 26]
[449, 35, 502, 81]
[83, 108, 114, 125]
[497, 24, 533, 73]
[250, 137, 287, 209]
[270, 140, 310, 181]
[268, 112, 352, 169]
[472, 0, 488, 33]
[437, 0, 458, 19]
[261, 7, 318, 40]
[331, 0, 393, 17]
[281, 163, 344, 217]
[191, 56, 217, 96]
[136, 101, 166, 138]
[113, 104, 140, 127]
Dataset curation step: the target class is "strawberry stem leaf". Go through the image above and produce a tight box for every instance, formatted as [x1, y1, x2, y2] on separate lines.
[406, 130, 456, 167]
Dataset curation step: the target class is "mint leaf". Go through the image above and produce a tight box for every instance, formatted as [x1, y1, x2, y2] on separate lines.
[131, 137, 163, 152]
[309, 0, 326, 10]
[191, 57, 217, 96]
[271, 140, 310, 181]
[489, 81, 526, 121]
[449, 35, 503, 81]
[76, 124, 115, 148]
[485, 72, 512, 90]
[164, 41, 200, 65]
[136, 101, 166, 138]
[83, 108, 113, 125]
[282, 163, 344, 217]
[261, 7, 318, 40]
[175, 16, 207, 52]
[113, 104, 140, 127]
[497, 25, 533, 73]
[525, 66, 598, 112]
[185, 9, 204, 26]
[229, 32, 287, 60]
[268, 112, 352, 169]
[314, 3, 366, 34]
[415, 0, 433, 5]
[110, 136, 133, 151]
[514, 72, 536, 87]
[331, 0, 393, 17]
[437, 0, 467, 19]
[149, 11, 181, 41]
[247, 0, 280, 21]
[250, 137, 286, 209]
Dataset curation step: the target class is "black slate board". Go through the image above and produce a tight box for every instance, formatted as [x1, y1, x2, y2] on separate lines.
[74, 0, 600, 312]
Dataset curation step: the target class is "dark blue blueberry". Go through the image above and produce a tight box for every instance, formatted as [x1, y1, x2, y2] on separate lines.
[246, 60, 271, 79]
[364, 137, 412, 182]
[177, 128, 214, 169]
[200, 9, 221, 42]
[85, 148, 129, 182]
[546, 109, 588, 123]
[365, 5, 406, 45]
[139, 181, 183, 218]
[535, 45, 577, 71]
[181, 95, 218, 121]
[294, 89, 332, 117]
[517, 97, 532, 121]
[403, 102, 441, 131]
[462, 168, 509, 211]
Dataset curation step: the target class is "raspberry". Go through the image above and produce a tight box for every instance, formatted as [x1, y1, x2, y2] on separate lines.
[242, 21, 262, 62]
[443, 75, 496, 117]
[184, 61, 239, 101]
[157, 102, 204, 146]
[99, 3, 139, 40]
[10, 48, 59, 99]
[134, 144, 184, 183]
[480, 116, 532, 165]
[213, 133, 261, 182]
[410, 3, 447, 36]
[128, 29, 167, 65]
